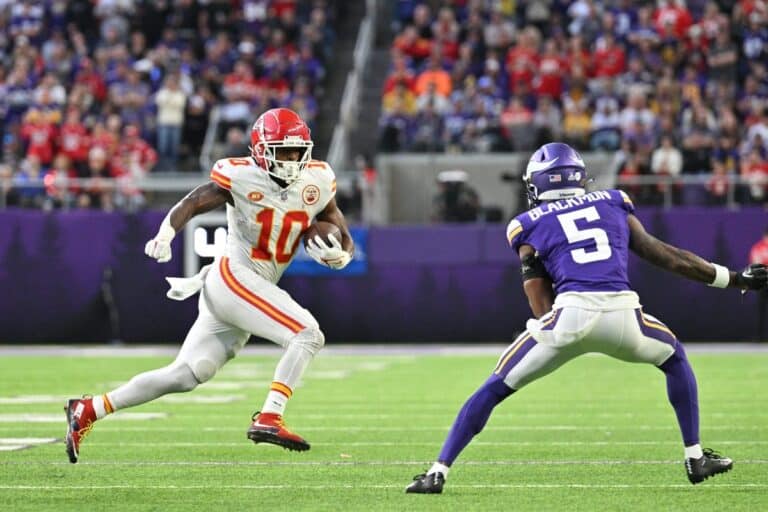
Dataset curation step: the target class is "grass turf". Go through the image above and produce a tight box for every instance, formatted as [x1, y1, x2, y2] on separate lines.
[0, 350, 766, 511]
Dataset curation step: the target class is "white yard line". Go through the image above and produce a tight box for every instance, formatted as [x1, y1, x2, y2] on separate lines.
[1, 425, 765, 432]
[1, 343, 767, 357]
[77, 440, 768, 447]
[4, 460, 768, 467]
[1, 483, 766, 490]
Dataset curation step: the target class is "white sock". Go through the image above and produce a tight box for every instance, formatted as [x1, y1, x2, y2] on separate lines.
[685, 444, 703, 459]
[91, 394, 114, 420]
[261, 390, 289, 415]
[427, 462, 450, 478]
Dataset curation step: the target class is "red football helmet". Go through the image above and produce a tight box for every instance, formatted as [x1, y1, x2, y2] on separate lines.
[250, 108, 313, 182]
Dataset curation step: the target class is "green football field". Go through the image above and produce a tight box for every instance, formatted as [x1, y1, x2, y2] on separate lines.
[1, 348, 767, 511]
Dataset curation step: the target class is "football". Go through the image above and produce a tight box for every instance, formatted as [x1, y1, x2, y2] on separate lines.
[303, 221, 341, 249]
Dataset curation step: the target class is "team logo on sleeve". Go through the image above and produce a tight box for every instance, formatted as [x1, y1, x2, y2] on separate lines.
[248, 191, 264, 202]
[302, 185, 320, 205]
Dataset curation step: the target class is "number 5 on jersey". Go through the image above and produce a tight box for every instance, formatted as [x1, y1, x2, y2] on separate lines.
[556, 206, 612, 264]
[252, 208, 310, 263]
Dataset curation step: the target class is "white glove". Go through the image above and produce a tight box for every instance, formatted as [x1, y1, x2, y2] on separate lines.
[145, 237, 172, 263]
[305, 234, 352, 270]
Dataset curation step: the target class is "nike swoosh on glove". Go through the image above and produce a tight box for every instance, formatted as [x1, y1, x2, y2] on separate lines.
[735, 263, 768, 290]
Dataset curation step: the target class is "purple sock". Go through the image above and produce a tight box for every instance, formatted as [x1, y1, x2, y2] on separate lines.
[437, 374, 514, 466]
[658, 343, 700, 446]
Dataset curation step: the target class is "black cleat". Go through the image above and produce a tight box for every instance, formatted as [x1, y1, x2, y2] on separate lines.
[686, 448, 733, 484]
[405, 472, 445, 494]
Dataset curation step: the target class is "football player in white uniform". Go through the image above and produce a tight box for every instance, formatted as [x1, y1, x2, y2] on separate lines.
[64, 108, 354, 463]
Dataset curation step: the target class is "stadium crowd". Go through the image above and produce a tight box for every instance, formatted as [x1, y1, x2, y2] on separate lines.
[0, 0, 334, 211]
[378, 0, 768, 205]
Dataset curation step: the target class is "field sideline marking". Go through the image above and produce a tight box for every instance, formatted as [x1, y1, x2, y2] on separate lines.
[2, 343, 767, 356]
[2, 425, 765, 432]
[5, 460, 768, 467]
[2, 484, 767, 490]
[78, 440, 768, 447]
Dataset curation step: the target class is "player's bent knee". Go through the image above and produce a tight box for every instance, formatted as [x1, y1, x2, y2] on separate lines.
[291, 326, 325, 356]
[190, 358, 218, 384]
[166, 362, 201, 392]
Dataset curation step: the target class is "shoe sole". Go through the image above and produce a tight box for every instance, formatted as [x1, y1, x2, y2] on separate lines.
[405, 487, 443, 494]
[247, 430, 310, 452]
[64, 400, 78, 464]
[688, 463, 734, 485]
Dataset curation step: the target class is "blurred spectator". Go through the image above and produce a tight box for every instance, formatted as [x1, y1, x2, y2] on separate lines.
[484, 8, 516, 51]
[58, 109, 90, 175]
[412, 104, 445, 152]
[651, 134, 683, 200]
[393, 25, 432, 65]
[0, 164, 17, 208]
[563, 101, 592, 149]
[416, 81, 451, 115]
[746, 107, 768, 153]
[432, 170, 479, 223]
[506, 27, 540, 95]
[44, 153, 78, 209]
[706, 159, 731, 205]
[532, 96, 563, 147]
[223, 127, 250, 158]
[590, 96, 621, 151]
[741, 147, 768, 203]
[79, 146, 114, 211]
[355, 153, 379, 225]
[748, 226, 768, 342]
[535, 40, 566, 99]
[707, 25, 738, 85]
[116, 125, 157, 177]
[383, 81, 417, 116]
[155, 74, 187, 171]
[500, 96, 534, 151]
[20, 109, 57, 166]
[593, 33, 626, 83]
[681, 101, 717, 173]
[414, 53, 452, 98]
[15, 156, 47, 209]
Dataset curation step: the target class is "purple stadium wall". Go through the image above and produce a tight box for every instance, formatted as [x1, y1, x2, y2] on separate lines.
[0, 208, 765, 344]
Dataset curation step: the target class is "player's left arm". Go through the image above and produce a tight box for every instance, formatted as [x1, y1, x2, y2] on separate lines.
[315, 196, 355, 257]
[628, 214, 768, 291]
[518, 244, 555, 318]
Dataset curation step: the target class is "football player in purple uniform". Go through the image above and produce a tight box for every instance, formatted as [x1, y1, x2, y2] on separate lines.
[407, 142, 768, 494]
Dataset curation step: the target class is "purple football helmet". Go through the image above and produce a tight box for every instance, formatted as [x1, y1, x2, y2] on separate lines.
[524, 142, 588, 207]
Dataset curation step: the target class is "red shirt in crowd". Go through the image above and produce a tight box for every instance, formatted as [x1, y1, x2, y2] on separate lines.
[506, 45, 539, 92]
[59, 122, 90, 163]
[393, 32, 432, 62]
[21, 119, 58, 165]
[750, 237, 768, 265]
[593, 42, 626, 78]
[653, 3, 693, 39]
[116, 137, 158, 176]
[535, 53, 566, 98]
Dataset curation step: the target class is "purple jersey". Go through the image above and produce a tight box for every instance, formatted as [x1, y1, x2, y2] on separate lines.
[506, 189, 635, 293]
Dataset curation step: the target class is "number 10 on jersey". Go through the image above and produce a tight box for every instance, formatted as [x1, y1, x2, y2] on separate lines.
[251, 208, 310, 263]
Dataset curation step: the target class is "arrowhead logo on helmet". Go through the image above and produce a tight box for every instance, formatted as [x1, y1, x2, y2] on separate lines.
[250, 108, 314, 183]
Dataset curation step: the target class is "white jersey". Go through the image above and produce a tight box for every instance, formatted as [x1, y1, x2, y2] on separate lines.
[210, 156, 336, 283]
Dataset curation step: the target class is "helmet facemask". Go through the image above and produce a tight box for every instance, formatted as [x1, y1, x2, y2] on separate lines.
[254, 136, 313, 183]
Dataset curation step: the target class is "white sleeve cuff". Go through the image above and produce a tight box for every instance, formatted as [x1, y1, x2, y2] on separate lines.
[708, 263, 730, 288]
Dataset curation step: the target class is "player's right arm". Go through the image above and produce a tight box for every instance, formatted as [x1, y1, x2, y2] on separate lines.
[518, 244, 555, 318]
[145, 182, 233, 263]
[627, 214, 768, 291]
